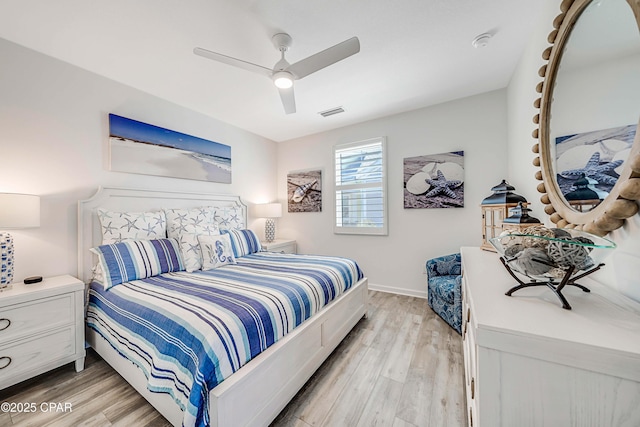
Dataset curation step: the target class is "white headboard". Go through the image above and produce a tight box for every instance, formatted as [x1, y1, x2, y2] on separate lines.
[77, 187, 247, 284]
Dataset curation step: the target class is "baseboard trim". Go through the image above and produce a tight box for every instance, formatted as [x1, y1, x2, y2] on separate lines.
[367, 282, 427, 299]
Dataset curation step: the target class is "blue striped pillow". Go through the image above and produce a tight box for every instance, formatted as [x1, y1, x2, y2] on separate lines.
[90, 238, 184, 290]
[221, 229, 262, 258]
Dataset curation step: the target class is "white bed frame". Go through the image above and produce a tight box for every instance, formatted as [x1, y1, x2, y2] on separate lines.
[78, 187, 368, 427]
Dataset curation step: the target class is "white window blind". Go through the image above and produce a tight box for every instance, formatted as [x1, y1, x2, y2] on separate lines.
[334, 137, 387, 235]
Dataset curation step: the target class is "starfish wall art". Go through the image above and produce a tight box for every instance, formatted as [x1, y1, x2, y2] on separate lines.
[403, 151, 464, 209]
[555, 124, 635, 198]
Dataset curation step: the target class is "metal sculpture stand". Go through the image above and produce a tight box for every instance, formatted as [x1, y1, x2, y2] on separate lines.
[499, 257, 604, 310]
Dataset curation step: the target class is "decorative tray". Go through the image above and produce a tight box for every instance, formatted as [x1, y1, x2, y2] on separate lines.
[489, 226, 616, 309]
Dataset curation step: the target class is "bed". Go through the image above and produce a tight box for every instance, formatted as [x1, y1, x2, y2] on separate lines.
[78, 187, 368, 427]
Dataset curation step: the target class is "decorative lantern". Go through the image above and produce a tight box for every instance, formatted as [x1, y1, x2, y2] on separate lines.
[480, 180, 527, 251]
[501, 201, 541, 234]
[564, 173, 607, 212]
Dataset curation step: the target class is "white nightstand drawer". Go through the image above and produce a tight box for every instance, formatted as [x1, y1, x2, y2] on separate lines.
[261, 239, 297, 254]
[271, 242, 296, 254]
[0, 275, 85, 390]
[0, 326, 76, 382]
[0, 294, 74, 343]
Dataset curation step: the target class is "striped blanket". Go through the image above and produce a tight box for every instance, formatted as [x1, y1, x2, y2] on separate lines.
[86, 252, 363, 427]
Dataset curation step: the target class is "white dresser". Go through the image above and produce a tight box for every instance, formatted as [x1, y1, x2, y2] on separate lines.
[0, 275, 85, 389]
[461, 247, 640, 427]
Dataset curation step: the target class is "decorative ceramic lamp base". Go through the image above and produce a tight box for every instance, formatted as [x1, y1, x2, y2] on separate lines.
[0, 232, 15, 291]
[265, 219, 276, 243]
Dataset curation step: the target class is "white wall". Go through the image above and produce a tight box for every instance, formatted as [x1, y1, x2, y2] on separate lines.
[507, 0, 640, 303]
[277, 90, 509, 297]
[552, 54, 640, 140]
[505, 0, 555, 212]
[0, 38, 278, 283]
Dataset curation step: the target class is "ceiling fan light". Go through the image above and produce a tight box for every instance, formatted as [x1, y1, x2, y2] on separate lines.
[273, 71, 293, 89]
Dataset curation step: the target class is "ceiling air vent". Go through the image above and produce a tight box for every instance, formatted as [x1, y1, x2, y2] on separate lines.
[319, 106, 345, 117]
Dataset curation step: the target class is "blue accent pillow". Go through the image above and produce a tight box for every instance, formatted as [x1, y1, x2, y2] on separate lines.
[90, 238, 184, 290]
[221, 229, 262, 258]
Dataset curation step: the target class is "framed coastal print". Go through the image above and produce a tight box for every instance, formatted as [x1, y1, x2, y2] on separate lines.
[404, 151, 464, 209]
[554, 124, 635, 199]
[288, 169, 322, 212]
[109, 114, 232, 183]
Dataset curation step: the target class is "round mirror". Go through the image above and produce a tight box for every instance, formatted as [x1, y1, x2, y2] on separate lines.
[535, 0, 640, 236]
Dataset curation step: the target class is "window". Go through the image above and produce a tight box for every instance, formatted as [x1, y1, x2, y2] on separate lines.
[334, 137, 387, 235]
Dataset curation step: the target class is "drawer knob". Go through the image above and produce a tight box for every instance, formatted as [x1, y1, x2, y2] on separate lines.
[0, 356, 11, 370]
[0, 318, 10, 331]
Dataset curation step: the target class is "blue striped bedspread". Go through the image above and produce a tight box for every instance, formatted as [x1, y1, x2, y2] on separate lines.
[86, 252, 364, 427]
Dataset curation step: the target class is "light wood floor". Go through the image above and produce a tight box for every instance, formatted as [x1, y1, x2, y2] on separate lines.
[0, 291, 466, 427]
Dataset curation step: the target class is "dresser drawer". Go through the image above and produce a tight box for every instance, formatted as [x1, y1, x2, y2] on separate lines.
[0, 326, 76, 383]
[0, 294, 75, 343]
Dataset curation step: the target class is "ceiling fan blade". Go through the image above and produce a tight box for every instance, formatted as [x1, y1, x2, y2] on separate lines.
[278, 86, 296, 114]
[193, 47, 272, 77]
[286, 37, 360, 79]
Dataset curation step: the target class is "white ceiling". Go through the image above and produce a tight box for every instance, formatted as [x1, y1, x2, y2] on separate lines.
[0, 0, 541, 142]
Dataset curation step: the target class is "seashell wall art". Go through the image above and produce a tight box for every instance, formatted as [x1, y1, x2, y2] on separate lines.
[403, 151, 464, 209]
[287, 169, 322, 212]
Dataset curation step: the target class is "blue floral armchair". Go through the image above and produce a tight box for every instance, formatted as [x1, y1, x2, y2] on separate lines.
[426, 253, 462, 335]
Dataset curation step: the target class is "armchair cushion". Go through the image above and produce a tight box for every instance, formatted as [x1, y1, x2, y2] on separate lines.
[426, 253, 461, 277]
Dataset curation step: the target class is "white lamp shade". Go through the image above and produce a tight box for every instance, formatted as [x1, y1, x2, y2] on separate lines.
[253, 203, 282, 218]
[0, 193, 40, 229]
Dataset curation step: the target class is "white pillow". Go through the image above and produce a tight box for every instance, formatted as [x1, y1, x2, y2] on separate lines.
[199, 234, 237, 270]
[213, 206, 245, 230]
[164, 207, 219, 239]
[175, 233, 204, 272]
[97, 208, 166, 244]
[164, 208, 220, 272]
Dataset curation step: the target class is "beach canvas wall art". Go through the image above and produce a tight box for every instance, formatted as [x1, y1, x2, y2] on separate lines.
[109, 114, 232, 183]
[404, 151, 464, 209]
[555, 124, 636, 198]
[288, 170, 322, 213]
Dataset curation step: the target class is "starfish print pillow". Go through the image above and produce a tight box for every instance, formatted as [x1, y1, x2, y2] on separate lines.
[164, 207, 220, 239]
[213, 206, 245, 230]
[97, 208, 166, 244]
[164, 208, 221, 271]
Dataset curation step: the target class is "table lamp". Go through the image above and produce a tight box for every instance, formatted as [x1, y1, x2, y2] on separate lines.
[254, 203, 282, 243]
[0, 193, 40, 290]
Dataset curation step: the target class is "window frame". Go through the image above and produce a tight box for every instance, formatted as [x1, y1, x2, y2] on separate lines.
[333, 136, 388, 236]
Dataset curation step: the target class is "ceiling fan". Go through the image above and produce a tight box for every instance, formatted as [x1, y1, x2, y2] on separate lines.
[193, 33, 360, 114]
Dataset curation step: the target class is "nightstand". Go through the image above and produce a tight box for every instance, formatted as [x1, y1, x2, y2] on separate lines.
[261, 239, 297, 254]
[0, 275, 86, 390]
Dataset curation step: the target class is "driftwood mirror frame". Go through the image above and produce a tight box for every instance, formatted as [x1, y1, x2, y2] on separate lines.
[533, 0, 640, 236]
